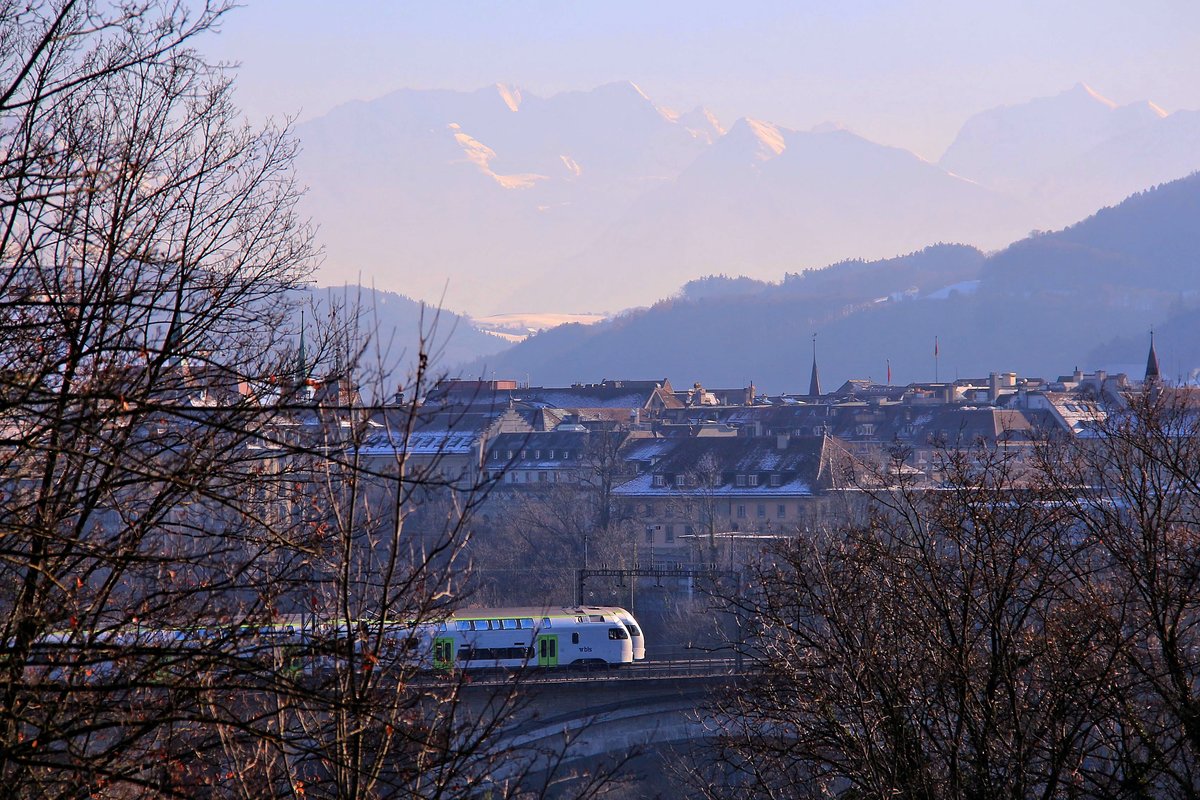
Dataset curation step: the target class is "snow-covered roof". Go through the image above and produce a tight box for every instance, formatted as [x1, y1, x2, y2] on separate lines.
[358, 430, 479, 456]
[613, 472, 813, 498]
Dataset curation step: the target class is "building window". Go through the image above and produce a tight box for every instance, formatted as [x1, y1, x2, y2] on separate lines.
[548, 449, 555, 459]
[506, 450, 513, 459]
[520, 450, 527, 458]
[675, 474, 686, 487]
[777, 504, 786, 519]
[736, 505, 746, 519]
[748, 474, 759, 487]
[652, 475, 666, 488]
[534, 450, 541, 459]
[757, 504, 766, 518]
[538, 472, 547, 483]
[491, 451, 499, 460]
[665, 525, 675, 542]
[736, 474, 747, 487]
[770, 473, 781, 487]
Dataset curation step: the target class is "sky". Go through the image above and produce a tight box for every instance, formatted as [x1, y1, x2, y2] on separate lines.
[201, 1, 1200, 159]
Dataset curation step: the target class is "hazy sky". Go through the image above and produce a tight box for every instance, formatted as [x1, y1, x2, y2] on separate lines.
[202, 1, 1200, 159]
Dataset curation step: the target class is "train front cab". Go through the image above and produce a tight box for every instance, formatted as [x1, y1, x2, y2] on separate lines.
[610, 608, 646, 661]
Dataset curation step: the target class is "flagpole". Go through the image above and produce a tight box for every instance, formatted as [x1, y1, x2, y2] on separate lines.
[934, 336, 940, 383]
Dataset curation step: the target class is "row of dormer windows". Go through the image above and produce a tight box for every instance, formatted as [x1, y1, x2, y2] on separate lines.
[651, 472, 786, 488]
[635, 503, 806, 522]
[490, 449, 574, 461]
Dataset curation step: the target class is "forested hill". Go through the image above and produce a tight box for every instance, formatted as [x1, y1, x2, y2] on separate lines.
[459, 173, 1200, 392]
[292, 286, 510, 385]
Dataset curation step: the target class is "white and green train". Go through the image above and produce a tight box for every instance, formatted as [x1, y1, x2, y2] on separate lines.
[424, 605, 645, 670]
[18, 605, 647, 679]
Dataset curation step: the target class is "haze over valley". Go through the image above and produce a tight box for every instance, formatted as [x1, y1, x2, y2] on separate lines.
[295, 80, 1200, 321]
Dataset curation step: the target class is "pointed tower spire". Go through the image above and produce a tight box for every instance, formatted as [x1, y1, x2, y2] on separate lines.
[164, 304, 184, 357]
[296, 310, 309, 386]
[808, 333, 822, 398]
[1145, 330, 1160, 385]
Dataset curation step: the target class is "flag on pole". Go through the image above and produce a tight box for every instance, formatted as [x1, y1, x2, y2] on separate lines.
[934, 336, 939, 358]
[886, 359, 891, 385]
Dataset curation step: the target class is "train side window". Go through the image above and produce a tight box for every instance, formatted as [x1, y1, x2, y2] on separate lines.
[541, 617, 552, 628]
[608, 628, 628, 640]
[489, 619, 501, 630]
[589, 615, 604, 623]
[521, 618, 535, 629]
[502, 619, 518, 630]
[572, 632, 580, 644]
[456, 621, 471, 631]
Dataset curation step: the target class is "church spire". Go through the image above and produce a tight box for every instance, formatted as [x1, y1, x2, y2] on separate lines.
[295, 310, 309, 386]
[808, 333, 822, 398]
[1145, 330, 1160, 385]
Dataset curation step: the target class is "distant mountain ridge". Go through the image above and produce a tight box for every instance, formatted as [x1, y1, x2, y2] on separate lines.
[292, 285, 510, 386]
[460, 172, 1200, 391]
[940, 83, 1200, 227]
[296, 81, 1200, 317]
[525, 119, 1029, 310]
[296, 82, 715, 315]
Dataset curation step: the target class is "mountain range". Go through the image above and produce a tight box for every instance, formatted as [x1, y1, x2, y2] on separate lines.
[457, 172, 1200, 391]
[297, 81, 1200, 317]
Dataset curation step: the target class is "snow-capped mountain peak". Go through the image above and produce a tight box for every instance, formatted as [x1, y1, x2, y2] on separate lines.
[494, 82, 522, 112]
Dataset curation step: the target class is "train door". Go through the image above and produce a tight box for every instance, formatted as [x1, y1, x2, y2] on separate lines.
[536, 634, 558, 668]
[433, 636, 456, 671]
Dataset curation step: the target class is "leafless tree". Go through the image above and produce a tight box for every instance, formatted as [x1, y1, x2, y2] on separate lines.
[0, 4, 628, 797]
[695, 443, 1115, 800]
[682, 452, 724, 562]
[468, 474, 637, 607]
[1038, 387, 1200, 797]
[576, 424, 633, 540]
[0, 2, 317, 794]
